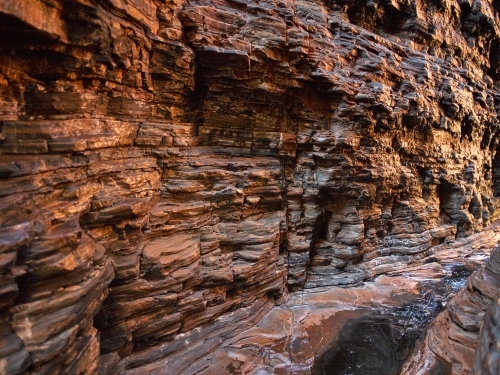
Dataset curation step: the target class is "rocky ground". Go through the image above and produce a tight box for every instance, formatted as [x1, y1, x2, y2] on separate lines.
[2, 0, 500, 374]
[116, 223, 500, 375]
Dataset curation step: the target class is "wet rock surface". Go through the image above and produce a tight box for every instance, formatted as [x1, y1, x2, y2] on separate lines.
[403, 244, 500, 375]
[315, 316, 418, 375]
[314, 265, 471, 375]
[158, 245, 489, 375]
[2, 0, 500, 373]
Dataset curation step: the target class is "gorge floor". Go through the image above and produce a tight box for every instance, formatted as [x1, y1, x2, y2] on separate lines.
[127, 254, 486, 375]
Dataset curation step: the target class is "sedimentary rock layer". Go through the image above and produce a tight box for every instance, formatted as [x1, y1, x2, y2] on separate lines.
[472, 288, 500, 375]
[116, 232, 500, 375]
[1, 0, 500, 373]
[403, 241, 500, 374]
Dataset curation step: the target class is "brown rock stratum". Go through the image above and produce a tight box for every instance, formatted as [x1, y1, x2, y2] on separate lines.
[2, 0, 500, 373]
[403, 242, 500, 374]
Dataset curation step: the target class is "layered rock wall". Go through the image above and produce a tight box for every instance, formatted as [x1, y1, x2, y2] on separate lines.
[472, 281, 500, 374]
[403, 242, 500, 374]
[2, 0, 500, 373]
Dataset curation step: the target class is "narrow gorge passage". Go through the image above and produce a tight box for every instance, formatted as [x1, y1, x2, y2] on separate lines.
[2, 0, 500, 374]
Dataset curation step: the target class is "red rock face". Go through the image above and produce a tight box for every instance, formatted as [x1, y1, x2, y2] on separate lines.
[472, 258, 500, 375]
[403, 243, 500, 375]
[1, 0, 500, 373]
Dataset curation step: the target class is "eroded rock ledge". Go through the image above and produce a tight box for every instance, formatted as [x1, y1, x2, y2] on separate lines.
[403, 240, 500, 375]
[2, 0, 500, 373]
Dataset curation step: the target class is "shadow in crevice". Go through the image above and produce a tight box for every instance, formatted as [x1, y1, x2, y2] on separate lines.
[313, 316, 416, 375]
[312, 265, 471, 375]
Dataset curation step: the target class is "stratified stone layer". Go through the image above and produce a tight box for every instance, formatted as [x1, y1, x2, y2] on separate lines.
[1, 0, 500, 373]
[403, 242, 500, 374]
[472, 295, 500, 375]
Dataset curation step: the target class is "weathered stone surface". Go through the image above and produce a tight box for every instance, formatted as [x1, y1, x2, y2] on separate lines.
[403, 242, 500, 375]
[1, 0, 500, 373]
[162, 253, 485, 375]
[472, 296, 500, 375]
